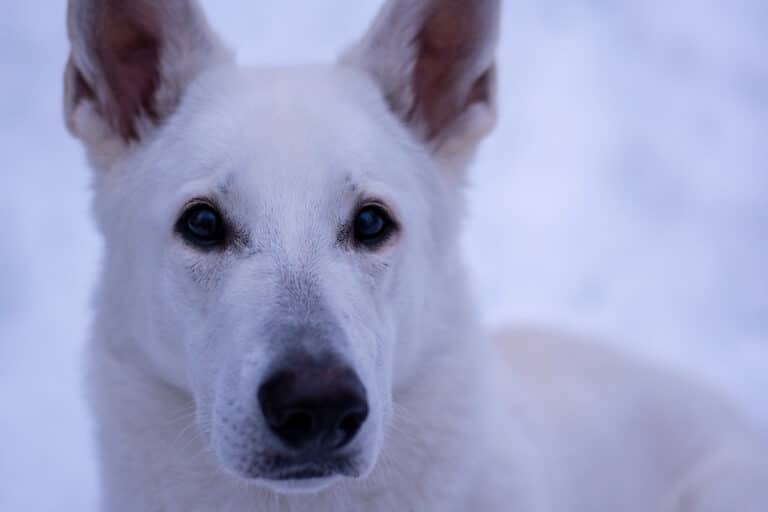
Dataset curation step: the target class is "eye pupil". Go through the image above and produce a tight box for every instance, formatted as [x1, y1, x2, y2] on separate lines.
[353, 205, 394, 246]
[188, 209, 218, 238]
[177, 203, 226, 248]
[356, 209, 384, 237]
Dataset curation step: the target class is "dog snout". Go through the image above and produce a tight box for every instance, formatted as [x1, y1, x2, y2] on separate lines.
[258, 358, 369, 453]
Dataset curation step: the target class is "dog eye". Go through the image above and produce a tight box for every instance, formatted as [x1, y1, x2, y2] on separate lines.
[176, 203, 226, 248]
[353, 205, 395, 248]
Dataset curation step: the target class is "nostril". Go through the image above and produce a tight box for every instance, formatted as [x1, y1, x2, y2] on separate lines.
[336, 404, 369, 448]
[280, 409, 315, 435]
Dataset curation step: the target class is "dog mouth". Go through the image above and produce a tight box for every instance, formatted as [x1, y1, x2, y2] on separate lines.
[223, 455, 361, 494]
[230, 451, 362, 484]
[270, 465, 339, 481]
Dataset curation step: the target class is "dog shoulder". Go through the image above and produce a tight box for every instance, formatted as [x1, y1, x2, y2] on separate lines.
[491, 326, 765, 508]
[493, 326, 745, 433]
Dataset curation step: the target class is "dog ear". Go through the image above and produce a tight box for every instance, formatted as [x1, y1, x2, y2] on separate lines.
[63, 0, 231, 168]
[341, 0, 500, 173]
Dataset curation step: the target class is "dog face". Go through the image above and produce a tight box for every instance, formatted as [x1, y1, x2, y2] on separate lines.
[65, 0, 498, 494]
[124, 68, 445, 490]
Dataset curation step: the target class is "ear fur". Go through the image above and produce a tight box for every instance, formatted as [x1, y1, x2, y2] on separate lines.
[341, 0, 501, 173]
[63, 0, 231, 168]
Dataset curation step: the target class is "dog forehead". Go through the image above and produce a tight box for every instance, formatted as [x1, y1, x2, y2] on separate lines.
[184, 65, 397, 163]
[146, 63, 427, 205]
[153, 63, 421, 196]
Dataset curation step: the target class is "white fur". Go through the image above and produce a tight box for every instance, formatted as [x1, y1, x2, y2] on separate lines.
[64, 1, 768, 510]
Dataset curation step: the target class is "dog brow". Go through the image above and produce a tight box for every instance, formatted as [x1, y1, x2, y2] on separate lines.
[217, 172, 237, 198]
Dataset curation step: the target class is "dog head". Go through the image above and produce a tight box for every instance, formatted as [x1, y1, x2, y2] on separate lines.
[65, 0, 499, 493]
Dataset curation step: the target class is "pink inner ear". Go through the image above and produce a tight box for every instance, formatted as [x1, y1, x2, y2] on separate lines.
[94, 8, 162, 141]
[410, 2, 495, 141]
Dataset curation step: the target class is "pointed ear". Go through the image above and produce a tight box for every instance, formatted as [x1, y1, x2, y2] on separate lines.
[63, 0, 231, 167]
[341, 0, 500, 173]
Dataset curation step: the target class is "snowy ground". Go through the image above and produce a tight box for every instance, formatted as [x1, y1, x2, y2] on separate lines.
[1, 1, 766, 510]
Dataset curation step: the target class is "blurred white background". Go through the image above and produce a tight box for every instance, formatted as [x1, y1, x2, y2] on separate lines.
[1, 1, 766, 510]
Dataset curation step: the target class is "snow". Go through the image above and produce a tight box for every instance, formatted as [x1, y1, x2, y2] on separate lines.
[1, 1, 766, 510]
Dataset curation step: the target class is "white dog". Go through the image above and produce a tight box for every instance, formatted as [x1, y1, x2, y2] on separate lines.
[64, 0, 767, 510]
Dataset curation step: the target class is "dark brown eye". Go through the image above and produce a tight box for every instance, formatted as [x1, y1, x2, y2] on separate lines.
[353, 205, 395, 247]
[176, 203, 226, 248]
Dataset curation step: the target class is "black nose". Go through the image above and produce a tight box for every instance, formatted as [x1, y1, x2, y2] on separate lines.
[258, 360, 368, 452]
